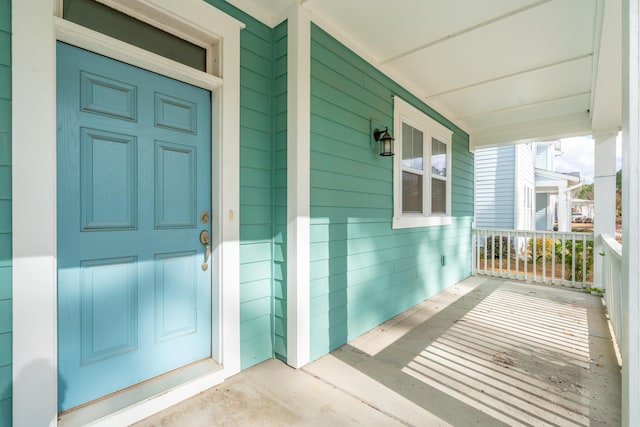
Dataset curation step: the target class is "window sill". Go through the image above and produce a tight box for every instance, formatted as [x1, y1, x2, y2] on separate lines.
[392, 215, 452, 229]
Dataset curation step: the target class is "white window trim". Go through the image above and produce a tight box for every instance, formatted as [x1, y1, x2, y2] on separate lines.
[13, 1, 243, 425]
[393, 96, 453, 229]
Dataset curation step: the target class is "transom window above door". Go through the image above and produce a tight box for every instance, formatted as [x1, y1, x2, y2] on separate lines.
[60, 0, 218, 75]
[393, 96, 453, 229]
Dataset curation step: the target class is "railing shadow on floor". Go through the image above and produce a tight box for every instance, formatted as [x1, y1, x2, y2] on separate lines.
[325, 277, 620, 426]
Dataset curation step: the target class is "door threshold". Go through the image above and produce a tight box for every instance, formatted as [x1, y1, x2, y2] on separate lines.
[59, 358, 223, 427]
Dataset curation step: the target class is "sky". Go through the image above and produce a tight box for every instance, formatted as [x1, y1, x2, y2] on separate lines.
[553, 133, 622, 184]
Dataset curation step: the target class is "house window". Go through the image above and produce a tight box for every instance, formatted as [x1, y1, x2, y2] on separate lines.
[523, 185, 534, 230]
[393, 96, 453, 229]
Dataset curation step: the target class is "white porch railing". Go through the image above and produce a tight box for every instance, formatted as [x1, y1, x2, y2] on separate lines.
[601, 234, 623, 354]
[472, 228, 594, 288]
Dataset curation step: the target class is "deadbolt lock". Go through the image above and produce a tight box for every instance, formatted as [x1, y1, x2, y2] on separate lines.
[200, 211, 210, 224]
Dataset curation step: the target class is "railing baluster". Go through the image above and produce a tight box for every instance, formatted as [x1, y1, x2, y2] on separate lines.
[483, 230, 488, 276]
[561, 234, 566, 286]
[571, 233, 576, 287]
[542, 232, 547, 283]
[533, 231, 537, 283]
[507, 231, 512, 278]
[582, 233, 587, 288]
[491, 230, 496, 276]
[513, 231, 520, 278]
[474, 229, 478, 275]
[499, 230, 503, 277]
[524, 233, 528, 282]
[552, 234, 556, 284]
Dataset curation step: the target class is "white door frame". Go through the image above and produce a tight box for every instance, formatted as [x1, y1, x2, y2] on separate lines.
[12, 1, 243, 425]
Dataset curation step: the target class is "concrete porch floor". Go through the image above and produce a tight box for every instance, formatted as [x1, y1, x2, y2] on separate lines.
[134, 277, 621, 426]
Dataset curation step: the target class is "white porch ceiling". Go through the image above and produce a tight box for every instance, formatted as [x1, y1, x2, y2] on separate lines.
[225, 0, 621, 150]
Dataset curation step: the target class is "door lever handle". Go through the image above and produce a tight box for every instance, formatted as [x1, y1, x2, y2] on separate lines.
[200, 230, 211, 271]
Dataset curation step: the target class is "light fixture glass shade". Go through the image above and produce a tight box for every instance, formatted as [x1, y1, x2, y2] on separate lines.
[379, 130, 394, 156]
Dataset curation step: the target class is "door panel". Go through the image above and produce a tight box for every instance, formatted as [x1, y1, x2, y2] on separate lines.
[81, 128, 137, 230]
[154, 141, 197, 228]
[57, 42, 212, 411]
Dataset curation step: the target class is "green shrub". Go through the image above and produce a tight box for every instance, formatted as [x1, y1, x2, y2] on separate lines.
[556, 239, 594, 282]
[526, 237, 555, 262]
[485, 236, 513, 259]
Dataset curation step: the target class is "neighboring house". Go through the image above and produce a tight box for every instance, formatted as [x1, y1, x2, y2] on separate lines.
[475, 141, 582, 233]
[534, 141, 583, 232]
[573, 198, 595, 219]
[534, 168, 583, 232]
[474, 143, 536, 231]
[4, 1, 475, 425]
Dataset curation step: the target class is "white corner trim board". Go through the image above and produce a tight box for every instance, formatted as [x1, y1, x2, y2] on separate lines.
[286, 3, 311, 369]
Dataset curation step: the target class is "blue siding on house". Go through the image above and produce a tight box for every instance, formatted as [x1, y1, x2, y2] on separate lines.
[474, 146, 516, 229]
[0, 0, 10, 424]
[308, 24, 474, 361]
[272, 21, 287, 362]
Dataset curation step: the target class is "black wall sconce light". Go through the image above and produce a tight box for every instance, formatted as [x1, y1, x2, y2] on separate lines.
[373, 126, 395, 156]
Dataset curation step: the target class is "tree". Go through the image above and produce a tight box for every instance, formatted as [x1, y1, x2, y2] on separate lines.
[575, 183, 593, 200]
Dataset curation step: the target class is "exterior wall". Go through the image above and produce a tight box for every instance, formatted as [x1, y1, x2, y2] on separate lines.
[206, 0, 277, 369]
[0, 0, 11, 424]
[308, 25, 473, 361]
[515, 144, 536, 230]
[474, 146, 515, 229]
[272, 21, 287, 362]
[535, 143, 547, 169]
[535, 192, 549, 230]
[535, 142, 554, 170]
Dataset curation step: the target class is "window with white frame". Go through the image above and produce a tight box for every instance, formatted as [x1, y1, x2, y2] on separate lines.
[393, 96, 453, 229]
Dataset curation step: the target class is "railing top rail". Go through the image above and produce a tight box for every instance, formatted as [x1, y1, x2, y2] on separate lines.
[601, 233, 622, 260]
[472, 228, 594, 240]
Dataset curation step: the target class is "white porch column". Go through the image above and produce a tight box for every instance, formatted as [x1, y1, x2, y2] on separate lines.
[12, 2, 58, 426]
[592, 129, 618, 289]
[622, 1, 640, 425]
[286, 4, 311, 368]
[556, 183, 569, 232]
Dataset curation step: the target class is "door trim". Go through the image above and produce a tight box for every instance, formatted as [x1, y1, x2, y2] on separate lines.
[12, 1, 243, 425]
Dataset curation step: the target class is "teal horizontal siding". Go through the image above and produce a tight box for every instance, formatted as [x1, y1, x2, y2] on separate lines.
[205, 0, 276, 370]
[309, 24, 473, 361]
[272, 20, 287, 361]
[0, 0, 10, 424]
[238, 18, 273, 369]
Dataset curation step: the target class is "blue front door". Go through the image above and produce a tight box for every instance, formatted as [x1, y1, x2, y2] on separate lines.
[56, 42, 212, 411]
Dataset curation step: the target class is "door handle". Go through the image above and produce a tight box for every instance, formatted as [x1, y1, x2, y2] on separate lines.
[200, 230, 211, 271]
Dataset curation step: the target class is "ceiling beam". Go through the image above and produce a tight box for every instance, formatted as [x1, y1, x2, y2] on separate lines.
[470, 112, 592, 150]
[454, 91, 591, 121]
[426, 54, 593, 100]
[380, 0, 553, 65]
